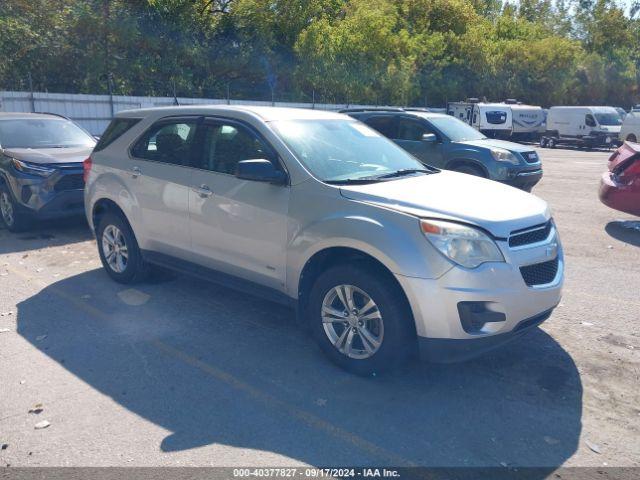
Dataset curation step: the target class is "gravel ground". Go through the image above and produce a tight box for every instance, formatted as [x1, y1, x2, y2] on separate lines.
[0, 146, 638, 469]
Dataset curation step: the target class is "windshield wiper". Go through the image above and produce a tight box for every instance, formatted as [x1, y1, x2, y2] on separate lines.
[373, 168, 435, 179]
[325, 177, 383, 185]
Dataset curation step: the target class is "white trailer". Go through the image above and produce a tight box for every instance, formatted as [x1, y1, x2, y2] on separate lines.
[509, 103, 546, 140]
[542, 106, 622, 149]
[447, 101, 512, 138]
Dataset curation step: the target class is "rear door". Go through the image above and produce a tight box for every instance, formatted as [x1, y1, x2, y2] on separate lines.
[127, 117, 200, 259]
[187, 117, 289, 290]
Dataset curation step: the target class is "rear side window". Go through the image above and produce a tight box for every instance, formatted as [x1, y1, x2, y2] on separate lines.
[94, 118, 140, 152]
[364, 116, 397, 138]
[131, 120, 199, 166]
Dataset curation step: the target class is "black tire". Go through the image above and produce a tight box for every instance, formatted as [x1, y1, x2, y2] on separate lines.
[453, 164, 485, 177]
[547, 137, 556, 149]
[627, 134, 637, 143]
[96, 211, 148, 284]
[308, 263, 415, 375]
[0, 183, 32, 232]
[540, 137, 548, 148]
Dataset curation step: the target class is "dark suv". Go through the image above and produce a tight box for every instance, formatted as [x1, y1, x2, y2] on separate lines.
[0, 112, 96, 231]
[343, 108, 543, 191]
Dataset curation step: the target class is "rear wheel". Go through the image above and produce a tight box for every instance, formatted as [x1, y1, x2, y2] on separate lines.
[0, 184, 32, 232]
[627, 134, 637, 143]
[308, 264, 415, 375]
[547, 137, 557, 149]
[96, 212, 148, 283]
[540, 137, 548, 148]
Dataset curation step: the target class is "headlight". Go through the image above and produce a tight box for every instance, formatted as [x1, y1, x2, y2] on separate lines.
[490, 148, 520, 165]
[11, 158, 55, 177]
[420, 219, 504, 268]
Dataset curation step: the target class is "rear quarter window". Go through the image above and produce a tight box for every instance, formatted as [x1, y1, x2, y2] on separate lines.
[94, 118, 141, 152]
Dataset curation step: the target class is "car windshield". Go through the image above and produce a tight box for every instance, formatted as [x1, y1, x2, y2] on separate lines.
[424, 116, 486, 141]
[595, 113, 622, 126]
[271, 119, 429, 182]
[0, 118, 95, 149]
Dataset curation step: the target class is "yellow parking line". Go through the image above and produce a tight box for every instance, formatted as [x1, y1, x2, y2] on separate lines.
[6, 263, 416, 466]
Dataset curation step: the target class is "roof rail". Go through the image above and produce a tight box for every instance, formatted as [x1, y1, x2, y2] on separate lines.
[403, 107, 430, 112]
[338, 107, 404, 113]
[35, 111, 72, 120]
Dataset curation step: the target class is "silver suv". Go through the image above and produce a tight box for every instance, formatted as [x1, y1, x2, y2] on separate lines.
[85, 106, 563, 374]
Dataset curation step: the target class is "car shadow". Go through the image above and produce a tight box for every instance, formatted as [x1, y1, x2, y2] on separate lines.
[605, 220, 640, 247]
[0, 218, 92, 255]
[16, 269, 582, 469]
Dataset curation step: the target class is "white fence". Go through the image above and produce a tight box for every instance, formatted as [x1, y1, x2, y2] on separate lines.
[0, 91, 375, 136]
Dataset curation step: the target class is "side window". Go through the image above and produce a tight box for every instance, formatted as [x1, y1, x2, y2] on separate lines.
[585, 114, 596, 127]
[131, 120, 198, 166]
[396, 118, 432, 141]
[364, 116, 397, 138]
[95, 118, 140, 152]
[197, 122, 273, 175]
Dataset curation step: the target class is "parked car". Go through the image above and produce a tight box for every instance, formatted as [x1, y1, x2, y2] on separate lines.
[541, 106, 622, 149]
[0, 112, 96, 231]
[85, 106, 563, 374]
[599, 141, 640, 216]
[619, 110, 640, 143]
[343, 107, 542, 191]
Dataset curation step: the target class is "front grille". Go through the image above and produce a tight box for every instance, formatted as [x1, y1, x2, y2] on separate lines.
[509, 221, 552, 247]
[520, 257, 559, 287]
[54, 174, 84, 192]
[523, 151, 539, 164]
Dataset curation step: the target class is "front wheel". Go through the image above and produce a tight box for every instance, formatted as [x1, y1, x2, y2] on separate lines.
[627, 134, 637, 143]
[96, 212, 148, 283]
[0, 184, 32, 232]
[540, 137, 548, 148]
[308, 264, 415, 375]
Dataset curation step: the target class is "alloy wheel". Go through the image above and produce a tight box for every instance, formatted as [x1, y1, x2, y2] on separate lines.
[0, 192, 14, 226]
[101, 224, 129, 273]
[321, 284, 384, 359]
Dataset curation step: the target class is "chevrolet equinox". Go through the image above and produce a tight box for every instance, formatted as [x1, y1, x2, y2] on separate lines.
[85, 106, 563, 374]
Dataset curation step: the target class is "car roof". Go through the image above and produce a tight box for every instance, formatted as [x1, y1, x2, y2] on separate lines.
[347, 110, 451, 120]
[0, 112, 68, 120]
[115, 105, 347, 122]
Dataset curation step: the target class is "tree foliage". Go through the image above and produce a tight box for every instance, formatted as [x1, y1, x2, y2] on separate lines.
[0, 0, 638, 107]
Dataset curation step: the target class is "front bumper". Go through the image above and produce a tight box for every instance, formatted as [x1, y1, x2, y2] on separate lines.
[599, 171, 640, 216]
[503, 169, 543, 191]
[5, 165, 85, 219]
[395, 225, 563, 362]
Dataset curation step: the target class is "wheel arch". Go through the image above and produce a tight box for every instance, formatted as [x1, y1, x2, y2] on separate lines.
[446, 158, 489, 177]
[296, 246, 415, 336]
[92, 198, 131, 232]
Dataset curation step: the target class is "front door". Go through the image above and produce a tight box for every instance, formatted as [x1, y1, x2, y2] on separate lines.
[394, 117, 444, 168]
[188, 117, 289, 290]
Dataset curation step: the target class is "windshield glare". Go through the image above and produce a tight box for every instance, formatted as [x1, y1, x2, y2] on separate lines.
[0, 119, 95, 149]
[423, 115, 486, 141]
[272, 119, 426, 182]
[594, 113, 622, 126]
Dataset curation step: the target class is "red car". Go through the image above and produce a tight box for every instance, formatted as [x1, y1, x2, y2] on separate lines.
[599, 141, 640, 216]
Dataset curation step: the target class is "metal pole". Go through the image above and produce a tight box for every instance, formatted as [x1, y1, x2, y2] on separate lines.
[107, 73, 115, 117]
[227, 83, 230, 105]
[312, 90, 315, 109]
[28, 72, 36, 112]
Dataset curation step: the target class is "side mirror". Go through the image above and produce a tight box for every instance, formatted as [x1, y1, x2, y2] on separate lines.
[236, 159, 287, 185]
[422, 133, 437, 143]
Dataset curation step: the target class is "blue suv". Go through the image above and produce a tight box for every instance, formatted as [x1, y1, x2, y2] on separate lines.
[343, 108, 543, 191]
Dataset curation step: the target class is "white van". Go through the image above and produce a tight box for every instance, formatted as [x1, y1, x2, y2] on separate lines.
[448, 101, 512, 138]
[542, 106, 622, 149]
[620, 110, 640, 143]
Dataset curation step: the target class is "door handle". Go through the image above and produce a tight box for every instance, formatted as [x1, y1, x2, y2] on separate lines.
[130, 166, 142, 178]
[192, 184, 213, 198]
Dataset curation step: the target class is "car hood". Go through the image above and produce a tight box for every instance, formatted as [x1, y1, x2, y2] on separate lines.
[2, 146, 93, 165]
[457, 138, 533, 153]
[339, 171, 550, 238]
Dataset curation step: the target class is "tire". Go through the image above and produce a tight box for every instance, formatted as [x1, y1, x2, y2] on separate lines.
[540, 137, 548, 148]
[0, 183, 32, 232]
[96, 211, 148, 284]
[627, 134, 637, 143]
[547, 137, 556, 149]
[308, 263, 415, 375]
[453, 164, 485, 177]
